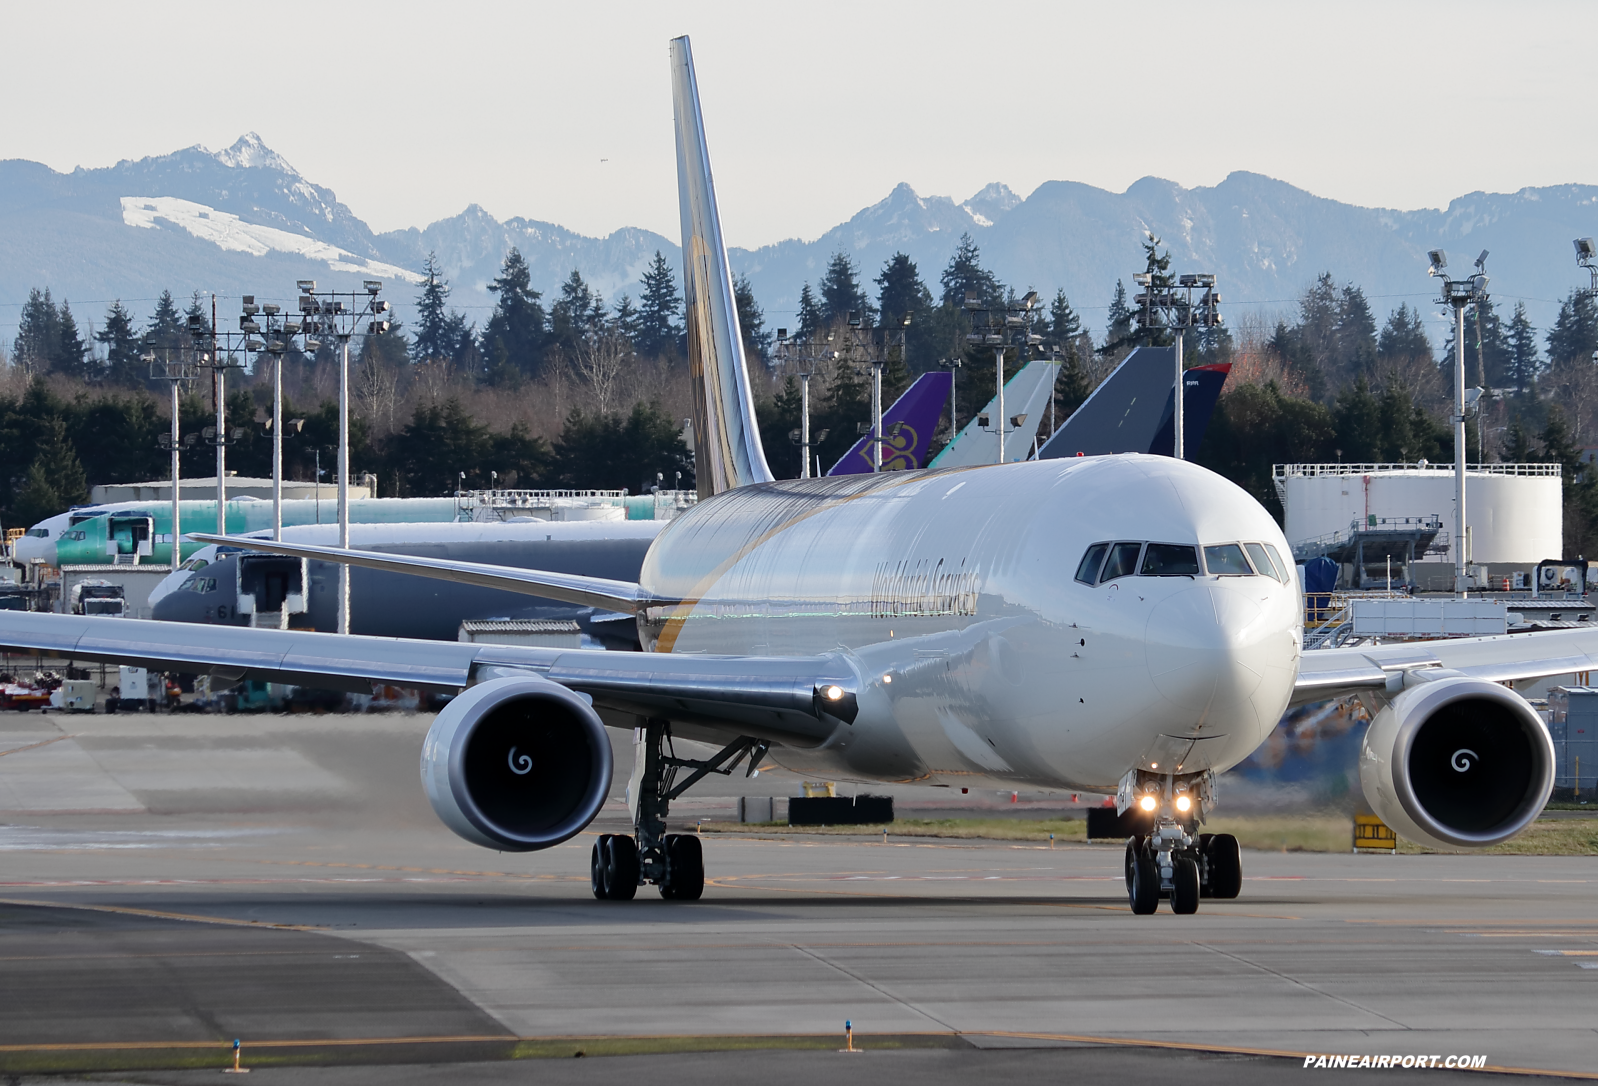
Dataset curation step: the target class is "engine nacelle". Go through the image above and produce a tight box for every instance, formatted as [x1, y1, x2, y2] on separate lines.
[421, 675, 613, 851]
[1360, 675, 1554, 850]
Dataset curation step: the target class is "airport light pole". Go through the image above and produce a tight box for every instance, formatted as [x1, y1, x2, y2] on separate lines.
[190, 320, 248, 535]
[147, 349, 198, 568]
[291, 280, 390, 634]
[240, 296, 307, 542]
[1132, 260, 1221, 462]
[1427, 249, 1489, 599]
[775, 328, 838, 478]
[964, 291, 1041, 465]
[939, 357, 962, 441]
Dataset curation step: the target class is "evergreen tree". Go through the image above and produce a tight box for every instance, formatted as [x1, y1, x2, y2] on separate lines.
[96, 301, 143, 386]
[53, 301, 90, 380]
[12, 417, 87, 525]
[875, 253, 932, 326]
[1048, 289, 1082, 348]
[612, 294, 640, 344]
[146, 290, 184, 349]
[1377, 303, 1430, 361]
[636, 251, 682, 359]
[1103, 281, 1133, 348]
[818, 251, 874, 326]
[183, 292, 211, 337]
[938, 233, 1003, 309]
[1334, 284, 1378, 378]
[733, 275, 772, 366]
[411, 252, 455, 364]
[1506, 302, 1540, 392]
[12, 288, 59, 373]
[1123, 235, 1174, 351]
[875, 253, 936, 368]
[1505, 415, 1534, 462]
[1442, 296, 1509, 389]
[796, 283, 824, 340]
[551, 400, 692, 492]
[1546, 290, 1598, 367]
[1333, 377, 1382, 461]
[550, 269, 600, 354]
[478, 248, 546, 383]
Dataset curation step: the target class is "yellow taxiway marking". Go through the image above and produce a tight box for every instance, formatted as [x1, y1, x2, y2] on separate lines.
[0, 733, 76, 758]
[0, 897, 325, 931]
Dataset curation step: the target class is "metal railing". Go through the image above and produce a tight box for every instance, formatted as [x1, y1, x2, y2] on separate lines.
[1273, 462, 1560, 508]
[1291, 515, 1444, 561]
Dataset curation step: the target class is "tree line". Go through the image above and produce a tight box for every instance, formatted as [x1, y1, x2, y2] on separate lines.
[9, 235, 1598, 550]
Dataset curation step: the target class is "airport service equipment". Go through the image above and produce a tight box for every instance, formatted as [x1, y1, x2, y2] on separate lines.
[0, 35, 1582, 918]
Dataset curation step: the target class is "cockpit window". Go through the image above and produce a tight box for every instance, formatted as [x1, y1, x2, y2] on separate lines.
[1244, 542, 1284, 583]
[180, 558, 210, 572]
[26, 528, 49, 537]
[1264, 543, 1290, 583]
[1100, 542, 1143, 583]
[1075, 543, 1109, 585]
[1204, 543, 1253, 576]
[1140, 543, 1201, 576]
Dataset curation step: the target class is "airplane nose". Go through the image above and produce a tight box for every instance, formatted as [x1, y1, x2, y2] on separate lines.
[1144, 584, 1291, 728]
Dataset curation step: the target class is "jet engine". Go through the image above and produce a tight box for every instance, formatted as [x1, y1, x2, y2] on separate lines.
[421, 674, 613, 851]
[1360, 675, 1554, 851]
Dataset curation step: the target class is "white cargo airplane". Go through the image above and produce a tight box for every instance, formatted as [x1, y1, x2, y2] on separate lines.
[0, 37, 1580, 914]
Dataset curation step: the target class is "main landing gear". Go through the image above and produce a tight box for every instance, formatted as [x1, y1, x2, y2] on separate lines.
[590, 719, 767, 902]
[1121, 770, 1241, 914]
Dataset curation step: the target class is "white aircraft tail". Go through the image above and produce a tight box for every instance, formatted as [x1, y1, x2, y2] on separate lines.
[670, 36, 773, 498]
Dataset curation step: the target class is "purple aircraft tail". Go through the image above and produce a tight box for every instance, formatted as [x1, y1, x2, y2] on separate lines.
[827, 371, 953, 475]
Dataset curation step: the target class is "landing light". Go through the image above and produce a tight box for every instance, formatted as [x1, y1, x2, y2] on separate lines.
[882, 674, 893, 684]
[823, 685, 845, 701]
[1175, 795, 1193, 813]
[1138, 795, 1157, 813]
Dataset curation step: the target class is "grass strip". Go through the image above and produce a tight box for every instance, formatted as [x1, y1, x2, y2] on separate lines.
[703, 813, 1598, 855]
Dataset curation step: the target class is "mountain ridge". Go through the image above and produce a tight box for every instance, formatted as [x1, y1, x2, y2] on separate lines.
[2, 134, 1595, 347]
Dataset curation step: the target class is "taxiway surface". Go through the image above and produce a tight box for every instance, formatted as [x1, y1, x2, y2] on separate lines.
[0, 710, 1592, 1081]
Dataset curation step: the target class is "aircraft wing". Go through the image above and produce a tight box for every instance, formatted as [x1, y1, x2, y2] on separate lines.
[1291, 627, 1598, 707]
[0, 611, 858, 746]
[190, 533, 647, 613]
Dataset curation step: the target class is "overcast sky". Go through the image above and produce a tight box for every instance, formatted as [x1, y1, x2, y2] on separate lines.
[4, 1, 1591, 248]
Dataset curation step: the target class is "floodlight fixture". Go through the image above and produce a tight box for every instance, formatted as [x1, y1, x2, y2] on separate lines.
[1132, 272, 1151, 286]
[262, 304, 280, 316]
[899, 313, 912, 328]
[848, 311, 861, 328]
[1474, 250, 1489, 271]
[1464, 387, 1484, 408]
[1427, 249, 1448, 275]
[297, 280, 317, 293]
[963, 292, 982, 310]
[242, 296, 255, 306]
[1194, 273, 1216, 287]
[1020, 290, 1038, 308]
[363, 280, 382, 294]
[1178, 274, 1198, 287]
[244, 339, 265, 352]
[1009, 413, 1028, 429]
[776, 328, 788, 340]
[1576, 238, 1598, 261]
[187, 315, 203, 331]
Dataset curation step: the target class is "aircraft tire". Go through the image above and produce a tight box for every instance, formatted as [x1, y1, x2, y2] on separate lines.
[604, 835, 639, 901]
[662, 833, 704, 901]
[1171, 856, 1200, 914]
[1123, 836, 1144, 894]
[1196, 833, 1214, 897]
[591, 835, 612, 899]
[1206, 833, 1242, 899]
[1129, 854, 1159, 915]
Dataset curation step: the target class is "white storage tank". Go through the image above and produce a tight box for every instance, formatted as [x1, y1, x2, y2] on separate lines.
[1276, 463, 1562, 563]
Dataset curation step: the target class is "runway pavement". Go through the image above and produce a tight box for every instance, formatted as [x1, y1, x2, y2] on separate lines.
[0, 709, 1594, 1082]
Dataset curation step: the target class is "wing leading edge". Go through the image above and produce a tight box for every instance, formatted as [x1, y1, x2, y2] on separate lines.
[0, 611, 858, 746]
[1292, 626, 1598, 707]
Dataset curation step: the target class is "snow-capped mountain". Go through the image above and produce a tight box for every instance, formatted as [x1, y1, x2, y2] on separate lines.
[2, 132, 1595, 348]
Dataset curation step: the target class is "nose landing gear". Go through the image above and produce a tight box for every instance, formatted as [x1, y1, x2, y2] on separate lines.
[1119, 769, 1241, 914]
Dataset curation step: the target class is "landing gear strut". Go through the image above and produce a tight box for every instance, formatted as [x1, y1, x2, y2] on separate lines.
[1119, 769, 1241, 914]
[590, 719, 766, 902]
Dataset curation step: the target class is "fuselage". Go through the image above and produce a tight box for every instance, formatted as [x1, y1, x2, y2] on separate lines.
[639, 454, 1302, 792]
